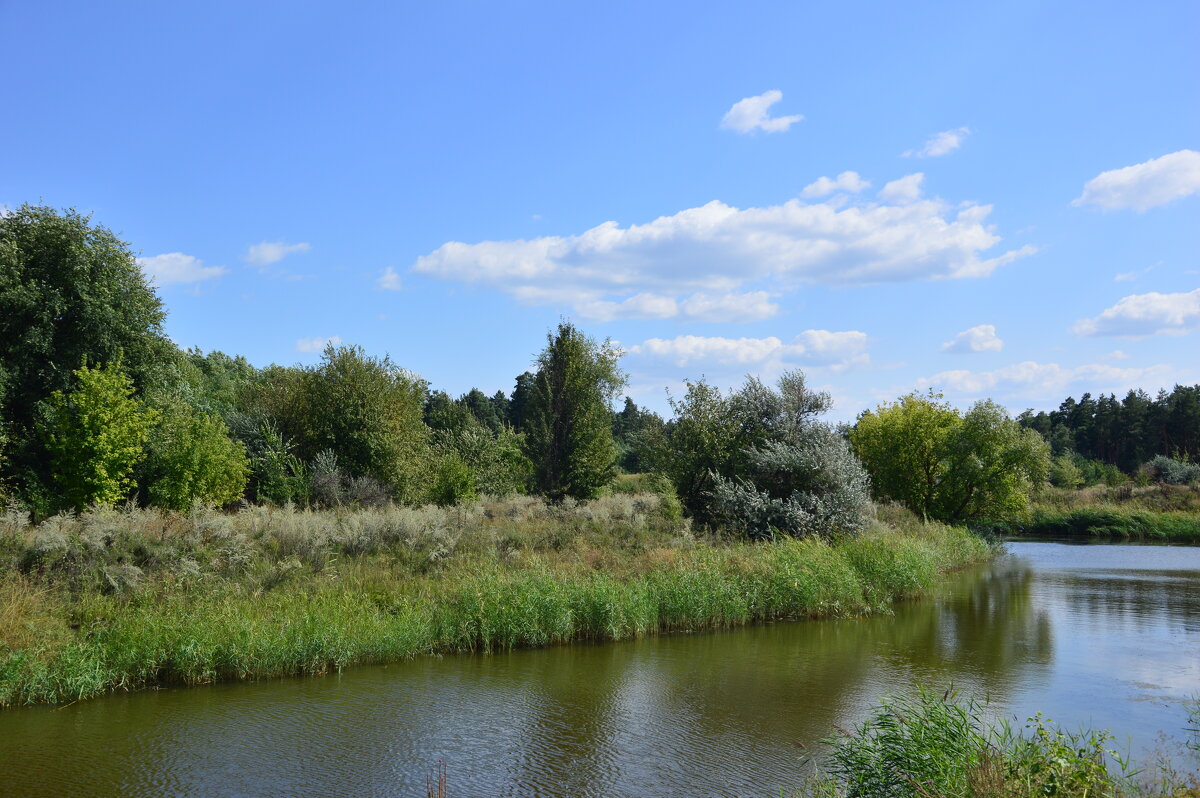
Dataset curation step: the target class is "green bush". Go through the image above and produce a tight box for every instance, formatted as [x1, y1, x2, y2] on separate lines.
[144, 399, 249, 510]
[41, 362, 158, 510]
[820, 689, 1131, 798]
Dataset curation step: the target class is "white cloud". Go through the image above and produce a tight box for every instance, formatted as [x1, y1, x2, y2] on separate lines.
[245, 241, 312, 266]
[413, 182, 1034, 320]
[801, 171, 870, 198]
[1073, 150, 1200, 211]
[137, 252, 227, 287]
[720, 90, 803, 134]
[629, 330, 868, 370]
[295, 335, 342, 353]
[1073, 288, 1200, 337]
[577, 291, 779, 323]
[942, 324, 1003, 353]
[376, 266, 403, 290]
[878, 173, 925, 203]
[919, 360, 1172, 400]
[1106, 350, 1129, 360]
[903, 127, 971, 158]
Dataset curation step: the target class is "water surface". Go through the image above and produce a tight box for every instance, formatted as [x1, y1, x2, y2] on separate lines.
[2, 541, 1197, 796]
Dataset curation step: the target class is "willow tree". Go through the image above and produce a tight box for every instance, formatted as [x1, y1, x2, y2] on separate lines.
[525, 322, 625, 501]
[850, 392, 1051, 523]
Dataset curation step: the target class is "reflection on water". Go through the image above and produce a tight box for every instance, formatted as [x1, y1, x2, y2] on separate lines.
[1, 542, 1197, 797]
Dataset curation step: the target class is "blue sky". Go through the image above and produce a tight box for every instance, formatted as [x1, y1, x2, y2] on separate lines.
[3, 1, 1197, 420]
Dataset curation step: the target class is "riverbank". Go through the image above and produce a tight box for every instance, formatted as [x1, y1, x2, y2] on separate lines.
[973, 485, 1200, 542]
[0, 495, 990, 706]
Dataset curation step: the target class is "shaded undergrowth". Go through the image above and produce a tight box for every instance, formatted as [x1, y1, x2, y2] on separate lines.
[0, 496, 990, 706]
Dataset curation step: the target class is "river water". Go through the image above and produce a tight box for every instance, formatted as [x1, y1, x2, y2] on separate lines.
[2, 541, 1198, 797]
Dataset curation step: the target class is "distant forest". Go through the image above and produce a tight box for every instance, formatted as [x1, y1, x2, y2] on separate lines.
[1017, 385, 1200, 471]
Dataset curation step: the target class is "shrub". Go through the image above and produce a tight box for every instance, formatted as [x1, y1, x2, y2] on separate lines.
[1142, 455, 1200, 486]
[144, 398, 249, 510]
[707, 374, 871, 540]
[41, 362, 158, 510]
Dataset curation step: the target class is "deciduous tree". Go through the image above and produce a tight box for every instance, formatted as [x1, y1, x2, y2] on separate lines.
[525, 322, 624, 500]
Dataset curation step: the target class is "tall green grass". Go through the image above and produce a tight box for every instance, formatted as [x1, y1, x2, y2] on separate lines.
[969, 484, 1200, 542]
[0, 497, 990, 706]
[802, 688, 1183, 798]
[980, 507, 1200, 542]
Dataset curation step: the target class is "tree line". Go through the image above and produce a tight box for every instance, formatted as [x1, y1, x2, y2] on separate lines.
[1016, 387, 1200, 473]
[4, 204, 1190, 536]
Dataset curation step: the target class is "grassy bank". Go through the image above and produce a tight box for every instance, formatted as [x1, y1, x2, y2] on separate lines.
[797, 688, 1199, 798]
[0, 495, 990, 706]
[974, 485, 1200, 542]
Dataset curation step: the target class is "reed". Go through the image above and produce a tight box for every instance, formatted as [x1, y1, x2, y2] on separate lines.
[798, 687, 1200, 798]
[0, 496, 991, 706]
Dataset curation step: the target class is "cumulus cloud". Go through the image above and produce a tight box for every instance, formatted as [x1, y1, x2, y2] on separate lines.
[376, 266, 403, 290]
[1073, 288, 1200, 337]
[801, 171, 870, 198]
[919, 361, 1172, 400]
[942, 324, 1003, 353]
[412, 182, 1034, 320]
[295, 335, 342, 353]
[903, 127, 971, 158]
[629, 330, 868, 370]
[245, 241, 312, 266]
[878, 173, 925, 203]
[137, 252, 227, 287]
[720, 90, 803, 134]
[1073, 150, 1200, 212]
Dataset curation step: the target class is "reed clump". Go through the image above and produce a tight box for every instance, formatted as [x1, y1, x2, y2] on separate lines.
[0, 496, 990, 706]
[802, 688, 1199, 798]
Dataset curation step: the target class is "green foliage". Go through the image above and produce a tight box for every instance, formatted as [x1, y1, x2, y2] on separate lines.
[649, 372, 870, 538]
[821, 689, 1130, 798]
[0, 500, 987, 705]
[176, 348, 259, 416]
[143, 398, 249, 511]
[851, 392, 1051, 523]
[850, 391, 959, 515]
[525, 322, 625, 501]
[0, 205, 176, 499]
[994, 507, 1200, 541]
[1019, 385, 1200, 473]
[1049, 455, 1086, 488]
[41, 362, 158, 510]
[430, 452, 477, 506]
[434, 425, 532, 497]
[707, 372, 871, 539]
[649, 378, 745, 520]
[424, 390, 475, 433]
[612, 397, 666, 473]
[1143, 455, 1200, 486]
[304, 345, 429, 501]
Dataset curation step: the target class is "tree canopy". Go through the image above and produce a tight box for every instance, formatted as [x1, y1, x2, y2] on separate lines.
[850, 392, 1051, 523]
[524, 322, 625, 501]
[0, 205, 176, 499]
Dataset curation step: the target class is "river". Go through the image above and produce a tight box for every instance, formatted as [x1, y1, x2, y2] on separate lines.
[1, 540, 1197, 797]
